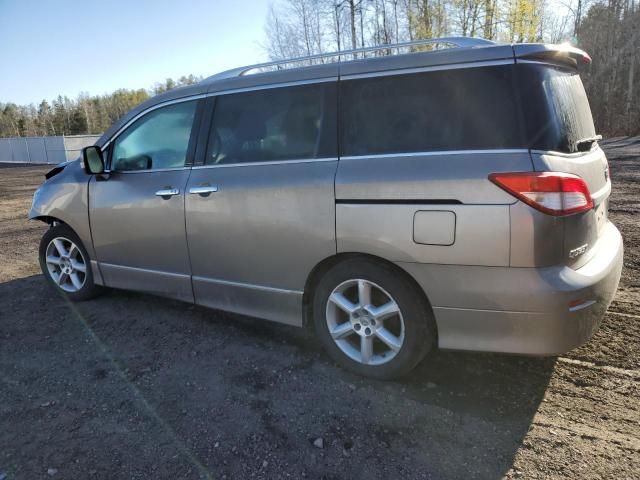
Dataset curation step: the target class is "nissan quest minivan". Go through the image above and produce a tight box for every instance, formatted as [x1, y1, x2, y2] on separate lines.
[30, 37, 623, 379]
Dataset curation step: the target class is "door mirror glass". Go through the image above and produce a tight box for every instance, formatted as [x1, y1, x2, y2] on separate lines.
[82, 146, 105, 174]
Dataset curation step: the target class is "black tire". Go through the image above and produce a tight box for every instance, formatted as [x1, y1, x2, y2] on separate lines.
[312, 257, 436, 380]
[39, 224, 102, 301]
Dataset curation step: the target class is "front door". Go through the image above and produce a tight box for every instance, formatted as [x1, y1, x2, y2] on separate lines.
[89, 100, 200, 302]
[185, 82, 338, 324]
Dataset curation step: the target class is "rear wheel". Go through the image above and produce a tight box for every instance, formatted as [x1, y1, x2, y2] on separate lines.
[313, 257, 436, 379]
[39, 224, 102, 301]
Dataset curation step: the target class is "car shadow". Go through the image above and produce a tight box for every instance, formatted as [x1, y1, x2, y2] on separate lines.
[1, 274, 554, 479]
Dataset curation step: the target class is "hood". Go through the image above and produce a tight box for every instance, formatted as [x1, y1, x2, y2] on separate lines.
[45, 158, 79, 180]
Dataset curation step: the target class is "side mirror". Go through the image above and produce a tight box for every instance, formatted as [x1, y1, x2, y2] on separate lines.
[82, 146, 105, 175]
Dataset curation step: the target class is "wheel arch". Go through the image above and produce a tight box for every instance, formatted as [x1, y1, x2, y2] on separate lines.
[31, 215, 65, 226]
[31, 211, 96, 260]
[302, 252, 436, 332]
[33, 217, 101, 286]
[39, 222, 104, 300]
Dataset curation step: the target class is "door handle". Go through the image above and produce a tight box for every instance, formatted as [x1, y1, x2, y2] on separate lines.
[155, 188, 180, 198]
[188, 185, 218, 196]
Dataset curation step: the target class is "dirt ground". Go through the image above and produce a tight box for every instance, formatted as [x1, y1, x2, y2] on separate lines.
[0, 141, 638, 479]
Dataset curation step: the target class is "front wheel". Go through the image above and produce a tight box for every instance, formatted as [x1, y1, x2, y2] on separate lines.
[39, 224, 102, 301]
[312, 258, 436, 380]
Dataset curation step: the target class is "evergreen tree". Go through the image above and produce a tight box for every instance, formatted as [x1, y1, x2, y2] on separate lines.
[0, 75, 200, 138]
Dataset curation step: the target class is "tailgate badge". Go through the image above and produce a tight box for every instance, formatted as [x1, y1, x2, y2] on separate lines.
[569, 244, 589, 259]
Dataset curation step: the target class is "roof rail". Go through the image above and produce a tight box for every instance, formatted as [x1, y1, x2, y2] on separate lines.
[208, 36, 495, 80]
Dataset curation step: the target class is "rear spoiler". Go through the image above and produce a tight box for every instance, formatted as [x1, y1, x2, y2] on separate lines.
[513, 43, 592, 68]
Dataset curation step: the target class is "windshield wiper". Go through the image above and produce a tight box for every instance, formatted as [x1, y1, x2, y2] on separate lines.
[575, 134, 602, 152]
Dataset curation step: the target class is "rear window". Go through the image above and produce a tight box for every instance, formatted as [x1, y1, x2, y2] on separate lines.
[517, 64, 596, 153]
[340, 65, 523, 156]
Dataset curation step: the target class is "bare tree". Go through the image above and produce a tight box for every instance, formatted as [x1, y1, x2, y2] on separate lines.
[483, 0, 497, 39]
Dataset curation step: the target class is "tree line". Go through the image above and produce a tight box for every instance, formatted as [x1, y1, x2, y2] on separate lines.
[0, 75, 201, 138]
[265, 0, 639, 136]
[2, 2, 637, 138]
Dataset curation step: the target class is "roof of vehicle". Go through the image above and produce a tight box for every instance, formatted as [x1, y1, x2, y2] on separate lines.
[96, 37, 590, 148]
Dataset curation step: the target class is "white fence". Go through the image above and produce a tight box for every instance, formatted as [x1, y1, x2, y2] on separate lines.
[0, 135, 101, 164]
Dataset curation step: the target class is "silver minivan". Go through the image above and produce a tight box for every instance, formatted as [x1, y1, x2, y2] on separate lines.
[30, 37, 623, 379]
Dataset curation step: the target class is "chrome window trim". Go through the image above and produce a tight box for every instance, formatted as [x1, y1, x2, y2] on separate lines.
[100, 60, 517, 155]
[192, 157, 338, 169]
[339, 149, 530, 161]
[530, 146, 602, 158]
[208, 76, 338, 97]
[101, 60, 512, 152]
[109, 166, 190, 174]
[193, 275, 303, 296]
[101, 95, 207, 151]
[339, 59, 514, 81]
[100, 78, 338, 156]
[99, 61, 521, 166]
[101, 79, 339, 154]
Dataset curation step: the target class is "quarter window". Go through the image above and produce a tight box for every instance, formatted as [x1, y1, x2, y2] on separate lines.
[206, 83, 336, 165]
[517, 64, 596, 153]
[340, 65, 523, 156]
[111, 101, 197, 171]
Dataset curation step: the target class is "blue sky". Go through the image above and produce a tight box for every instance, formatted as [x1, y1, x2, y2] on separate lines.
[0, 0, 272, 105]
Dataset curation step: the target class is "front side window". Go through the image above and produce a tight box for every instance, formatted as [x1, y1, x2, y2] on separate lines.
[340, 65, 523, 156]
[206, 83, 336, 165]
[111, 101, 197, 171]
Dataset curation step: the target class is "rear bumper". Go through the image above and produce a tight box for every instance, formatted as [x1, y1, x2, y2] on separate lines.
[397, 221, 624, 355]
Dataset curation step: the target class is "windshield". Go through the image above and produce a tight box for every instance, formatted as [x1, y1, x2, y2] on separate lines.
[518, 64, 597, 153]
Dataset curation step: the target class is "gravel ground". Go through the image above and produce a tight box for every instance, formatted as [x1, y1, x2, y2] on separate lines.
[0, 142, 639, 479]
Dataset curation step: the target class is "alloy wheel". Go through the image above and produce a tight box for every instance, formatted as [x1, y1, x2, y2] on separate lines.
[45, 237, 87, 293]
[325, 278, 405, 365]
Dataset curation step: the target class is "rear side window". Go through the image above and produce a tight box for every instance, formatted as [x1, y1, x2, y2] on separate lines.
[206, 82, 336, 165]
[340, 65, 522, 156]
[517, 64, 596, 153]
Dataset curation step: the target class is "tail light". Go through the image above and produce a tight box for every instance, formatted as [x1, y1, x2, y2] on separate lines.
[489, 172, 593, 216]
